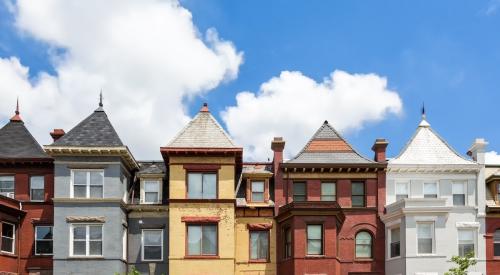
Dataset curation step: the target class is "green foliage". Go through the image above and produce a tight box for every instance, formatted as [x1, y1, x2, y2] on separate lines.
[114, 266, 141, 275]
[444, 252, 477, 275]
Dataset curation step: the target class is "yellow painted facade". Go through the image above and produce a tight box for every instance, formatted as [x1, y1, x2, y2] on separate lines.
[235, 217, 277, 275]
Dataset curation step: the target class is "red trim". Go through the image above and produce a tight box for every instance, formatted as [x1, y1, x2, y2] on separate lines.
[183, 164, 221, 171]
[181, 216, 221, 223]
[247, 223, 273, 230]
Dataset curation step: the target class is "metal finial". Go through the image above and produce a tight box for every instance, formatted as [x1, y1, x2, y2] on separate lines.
[421, 102, 426, 119]
[15, 97, 19, 115]
[99, 90, 103, 107]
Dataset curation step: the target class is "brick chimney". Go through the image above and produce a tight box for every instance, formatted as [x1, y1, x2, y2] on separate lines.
[271, 137, 285, 174]
[271, 137, 285, 213]
[371, 138, 388, 163]
[50, 129, 65, 142]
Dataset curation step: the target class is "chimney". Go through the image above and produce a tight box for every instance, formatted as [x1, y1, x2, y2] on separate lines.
[467, 138, 488, 164]
[271, 137, 285, 172]
[50, 129, 65, 142]
[371, 138, 388, 162]
[271, 137, 286, 213]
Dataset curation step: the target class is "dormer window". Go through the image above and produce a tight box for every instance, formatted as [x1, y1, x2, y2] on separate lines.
[251, 181, 265, 202]
[143, 180, 161, 204]
[187, 172, 216, 199]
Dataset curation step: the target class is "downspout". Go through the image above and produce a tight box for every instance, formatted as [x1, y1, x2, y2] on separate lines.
[17, 201, 22, 275]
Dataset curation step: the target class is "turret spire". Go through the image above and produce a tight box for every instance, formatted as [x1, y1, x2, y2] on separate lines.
[10, 97, 22, 122]
[99, 89, 103, 107]
[418, 102, 430, 127]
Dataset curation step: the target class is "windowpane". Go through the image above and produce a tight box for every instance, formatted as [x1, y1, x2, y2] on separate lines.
[202, 174, 217, 199]
[74, 186, 87, 198]
[74, 172, 87, 186]
[355, 232, 372, 258]
[284, 227, 292, 259]
[352, 196, 365, 207]
[145, 192, 159, 203]
[89, 186, 103, 198]
[352, 182, 364, 195]
[73, 241, 86, 255]
[396, 182, 408, 200]
[250, 231, 269, 260]
[352, 182, 365, 207]
[90, 171, 103, 186]
[144, 246, 161, 260]
[31, 189, 45, 201]
[453, 182, 465, 194]
[144, 231, 162, 246]
[453, 195, 465, 206]
[417, 223, 433, 254]
[494, 229, 500, 256]
[143, 230, 162, 260]
[202, 225, 217, 255]
[89, 226, 102, 240]
[89, 241, 102, 255]
[187, 225, 202, 255]
[424, 182, 438, 198]
[307, 225, 322, 255]
[36, 240, 52, 254]
[73, 226, 86, 240]
[0, 176, 15, 198]
[145, 181, 159, 192]
[252, 193, 264, 202]
[390, 228, 400, 258]
[293, 182, 306, 202]
[321, 183, 336, 201]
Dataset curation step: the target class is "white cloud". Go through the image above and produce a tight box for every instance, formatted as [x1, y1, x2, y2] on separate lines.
[222, 70, 403, 160]
[0, 0, 242, 159]
[486, 151, 500, 164]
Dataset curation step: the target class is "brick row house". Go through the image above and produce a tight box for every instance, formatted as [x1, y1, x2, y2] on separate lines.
[2, 99, 500, 275]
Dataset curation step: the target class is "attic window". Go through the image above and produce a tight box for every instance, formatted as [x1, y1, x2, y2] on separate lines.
[251, 181, 265, 202]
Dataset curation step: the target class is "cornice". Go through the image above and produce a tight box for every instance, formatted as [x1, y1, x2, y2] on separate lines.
[44, 146, 138, 170]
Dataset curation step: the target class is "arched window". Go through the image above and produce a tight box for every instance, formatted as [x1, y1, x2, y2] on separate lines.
[494, 229, 500, 256]
[355, 231, 372, 258]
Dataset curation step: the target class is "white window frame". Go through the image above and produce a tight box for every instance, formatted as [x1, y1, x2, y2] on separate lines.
[1, 221, 15, 254]
[69, 224, 103, 257]
[388, 226, 401, 259]
[141, 180, 161, 204]
[395, 181, 409, 201]
[70, 169, 104, 199]
[0, 175, 15, 199]
[30, 176, 45, 202]
[251, 180, 265, 202]
[141, 229, 163, 261]
[122, 226, 127, 261]
[457, 228, 476, 257]
[416, 222, 435, 255]
[452, 181, 467, 206]
[423, 181, 439, 199]
[35, 225, 53, 255]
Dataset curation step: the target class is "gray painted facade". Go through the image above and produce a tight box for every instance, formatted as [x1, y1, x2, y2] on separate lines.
[52, 156, 131, 275]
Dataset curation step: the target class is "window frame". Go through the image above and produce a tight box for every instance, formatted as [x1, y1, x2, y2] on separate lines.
[351, 181, 366, 207]
[185, 223, 218, 257]
[320, 182, 336, 201]
[70, 169, 104, 199]
[69, 224, 103, 257]
[30, 175, 45, 202]
[395, 181, 409, 201]
[250, 180, 265, 203]
[355, 231, 373, 259]
[306, 224, 323, 256]
[186, 172, 218, 199]
[416, 222, 435, 255]
[0, 175, 15, 199]
[452, 181, 467, 206]
[283, 226, 292, 259]
[494, 229, 500, 257]
[1, 221, 15, 254]
[249, 229, 270, 262]
[457, 228, 476, 257]
[423, 181, 439, 199]
[35, 225, 53, 255]
[293, 182, 307, 202]
[389, 227, 401, 259]
[142, 180, 161, 204]
[141, 229, 163, 262]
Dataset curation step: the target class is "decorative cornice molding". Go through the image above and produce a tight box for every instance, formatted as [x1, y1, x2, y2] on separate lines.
[44, 146, 138, 170]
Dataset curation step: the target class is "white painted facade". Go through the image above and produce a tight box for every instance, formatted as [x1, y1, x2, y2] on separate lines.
[383, 116, 487, 275]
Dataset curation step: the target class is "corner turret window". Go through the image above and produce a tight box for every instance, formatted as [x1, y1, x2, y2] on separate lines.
[187, 173, 216, 199]
[72, 170, 104, 198]
[0, 176, 15, 199]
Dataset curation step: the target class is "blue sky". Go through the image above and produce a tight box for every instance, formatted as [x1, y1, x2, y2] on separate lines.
[1, 0, 500, 161]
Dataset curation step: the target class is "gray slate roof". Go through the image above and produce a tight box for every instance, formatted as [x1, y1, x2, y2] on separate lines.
[51, 107, 123, 147]
[138, 161, 166, 175]
[166, 107, 237, 148]
[287, 121, 374, 164]
[0, 120, 50, 159]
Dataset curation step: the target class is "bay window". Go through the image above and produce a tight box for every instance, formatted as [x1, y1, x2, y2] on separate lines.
[1, 222, 14, 253]
[306, 224, 323, 255]
[390, 227, 400, 258]
[284, 227, 292, 259]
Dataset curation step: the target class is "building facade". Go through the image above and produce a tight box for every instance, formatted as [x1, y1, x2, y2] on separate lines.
[45, 101, 138, 275]
[382, 115, 487, 275]
[0, 105, 54, 275]
[485, 163, 500, 274]
[274, 121, 387, 275]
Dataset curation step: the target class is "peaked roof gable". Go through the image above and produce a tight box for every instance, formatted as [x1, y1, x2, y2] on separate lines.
[0, 120, 50, 159]
[287, 121, 374, 164]
[390, 117, 474, 165]
[51, 107, 123, 147]
[166, 104, 237, 148]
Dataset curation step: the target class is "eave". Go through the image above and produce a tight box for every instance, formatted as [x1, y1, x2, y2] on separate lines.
[281, 164, 384, 174]
[160, 147, 243, 164]
[44, 146, 139, 170]
[276, 201, 345, 224]
[0, 157, 53, 166]
[387, 164, 479, 174]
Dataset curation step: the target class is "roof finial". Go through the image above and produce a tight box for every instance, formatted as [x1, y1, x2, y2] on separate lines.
[421, 102, 426, 120]
[99, 89, 103, 107]
[200, 102, 209, 112]
[10, 97, 22, 122]
[324, 120, 329, 125]
[418, 102, 430, 127]
[15, 97, 19, 115]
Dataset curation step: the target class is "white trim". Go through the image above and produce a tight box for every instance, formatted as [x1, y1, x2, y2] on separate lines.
[141, 229, 163, 261]
[140, 179, 162, 204]
[387, 225, 401, 260]
[70, 169, 104, 199]
[0, 221, 15, 254]
[456, 222, 480, 228]
[69, 223, 103, 257]
[34, 225, 53, 255]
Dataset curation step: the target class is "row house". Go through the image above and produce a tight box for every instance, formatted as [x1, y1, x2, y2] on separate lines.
[274, 121, 387, 275]
[44, 99, 138, 275]
[382, 114, 486, 275]
[0, 104, 54, 275]
[485, 163, 500, 274]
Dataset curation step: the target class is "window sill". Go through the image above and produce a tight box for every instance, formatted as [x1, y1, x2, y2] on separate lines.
[141, 259, 163, 262]
[354, 258, 374, 262]
[305, 254, 325, 258]
[387, 255, 401, 261]
[33, 254, 53, 257]
[68, 256, 104, 259]
[248, 259, 269, 263]
[184, 255, 219, 259]
[0, 251, 17, 258]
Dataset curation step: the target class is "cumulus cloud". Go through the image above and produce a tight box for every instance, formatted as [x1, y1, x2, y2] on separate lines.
[222, 70, 403, 160]
[0, 0, 242, 158]
[486, 151, 500, 164]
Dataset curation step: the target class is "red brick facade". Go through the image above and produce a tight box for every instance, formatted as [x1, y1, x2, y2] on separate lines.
[485, 217, 500, 275]
[0, 162, 54, 275]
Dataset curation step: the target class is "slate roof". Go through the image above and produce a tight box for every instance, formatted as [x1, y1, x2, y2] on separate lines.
[166, 104, 237, 148]
[51, 106, 124, 147]
[390, 117, 475, 165]
[0, 116, 50, 159]
[242, 163, 273, 175]
[287, 121, 374, 164]
[137, 161, 166, 175]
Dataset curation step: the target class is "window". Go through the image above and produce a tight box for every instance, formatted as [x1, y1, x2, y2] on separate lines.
[306, 224, 323, 255]
[71, 224, 103, 256]
[352, 182, 365, 207]
[390, 227, 400, 258]
[187, 224, 217, 255]
[424, 182, 438, 198]
[417, 223, 433, 254]
[0, 176, 14, 198]
[452, 182, 466, 206]
[284, 227, 292, 259]
[251, 181, 265, 202]
[122, 227, 127, 260]
[250, 230, 269, 261]
[494, 229, 500, 256]
[497, 183, 500, 202]
[144, 181, 160, 203]
[355, 231, 372, 258]
[142, 229, 163, 261]
[1, 222, 14, 253]
[458, 229, 475, 257]
[187, 173, 216, 199]
[395, 182, 409, 201]
[30, 176, 45, 201]
[35, 226, 53, 255]
[293, 182, 306, 202]
[72, 170, 104, 198]
[321, 182, 336, 201]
